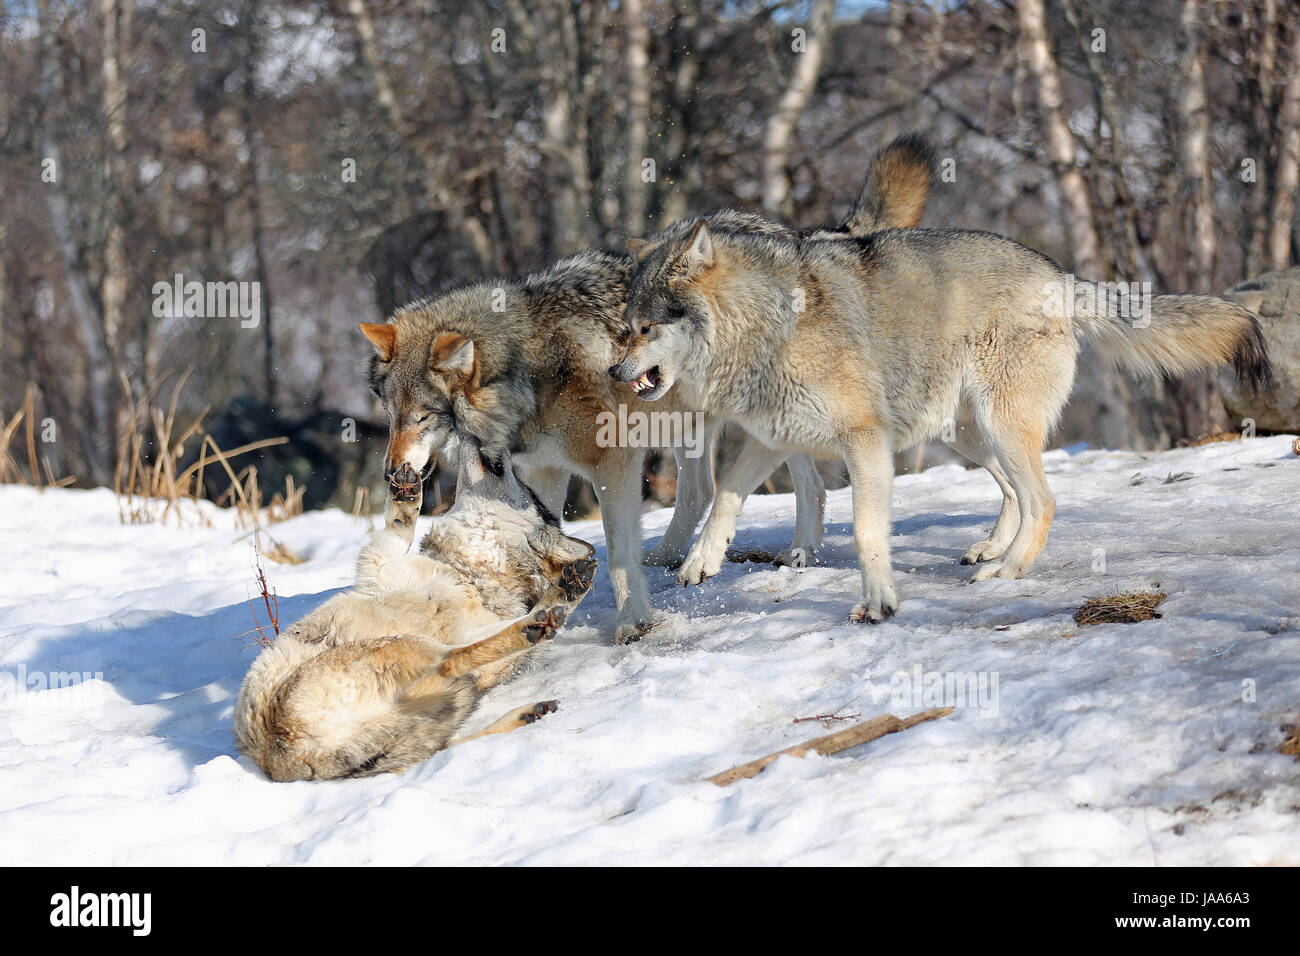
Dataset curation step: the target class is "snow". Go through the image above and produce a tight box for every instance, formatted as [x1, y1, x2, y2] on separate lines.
[1, 436, 1297, 865]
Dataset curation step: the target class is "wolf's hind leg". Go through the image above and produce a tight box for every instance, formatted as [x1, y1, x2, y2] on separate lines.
[449, 700, 560, 747]
[844, 431, 898, 623]
[946, 426, 1020, 564]
[775, 454, 826, 568]
[969, 414, 1055, 582]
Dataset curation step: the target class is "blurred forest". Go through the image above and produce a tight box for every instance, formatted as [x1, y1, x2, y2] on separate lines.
[1, 0, 1297, 513]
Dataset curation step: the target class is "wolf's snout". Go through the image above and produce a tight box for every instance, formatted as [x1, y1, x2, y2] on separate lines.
[609, 363, 627, 381]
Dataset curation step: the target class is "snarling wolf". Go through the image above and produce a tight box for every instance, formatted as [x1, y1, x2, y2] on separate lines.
[233, 438, 597, 781]
[614, 220, 1273, 623]
[360, 135, 935, 643]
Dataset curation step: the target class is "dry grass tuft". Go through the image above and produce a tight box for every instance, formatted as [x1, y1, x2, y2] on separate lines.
[115, 371, 288, 528]
[1282, 715, 1300, 760]
[726, 547, 778, 564]
[0, 385, 75, 489]
[1179, 430, 1242, 448]
[1073, 590, 1168, 627]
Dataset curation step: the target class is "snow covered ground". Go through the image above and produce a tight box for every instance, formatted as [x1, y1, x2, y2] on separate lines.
[1, 435, 1297, 865]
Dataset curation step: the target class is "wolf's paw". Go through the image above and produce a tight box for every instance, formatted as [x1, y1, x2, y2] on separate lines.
[524, 606, 568, 643]
[849, 575, 898, 623]
[387, 463, 423, 503]
[520, 700, 559, 724]
[643, 542, 687, 568]
[614, 612, 667, 646]
[968, 560, 1023, 582]
[959, 539, 1006, 565]
[774, 547, 813, 569]
[849, 598, 898, 624]
[558, 557, 598, 602]
[677, 548, 723, 587]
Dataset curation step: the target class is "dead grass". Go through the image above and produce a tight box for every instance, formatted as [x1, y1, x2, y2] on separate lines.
[0, 384, 75, 489]
[1179, 430, 1242, 447]
[726, 547, 779, 564]
[1073, 590, 1168, 627]
[1282, 715, 1300, 760]
[114, 371, 288, 528]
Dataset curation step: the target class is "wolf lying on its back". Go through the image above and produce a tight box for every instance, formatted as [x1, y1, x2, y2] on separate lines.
[613, 221, 1273, 623]
[360, 135, 936, 643]
[234, 438, 596, 781]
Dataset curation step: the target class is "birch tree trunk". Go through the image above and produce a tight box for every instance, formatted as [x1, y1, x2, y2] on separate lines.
[623, 0, 651, 237]
[242, 0, 275, 407]
[658, 0, 702, 227]
[100, 0, 129, 360]
[1018, 0, 1137, 449]
[37, 0, 116, 484]
[346, 0, 493, 266]
[1178, 0, 1216, 286]
[1268, 23, 1300, 269]
[1017, 0, 1100, 276]
[1172, 0, 1229, 438]
[762, 0, 834, 219]
[1245, 0, 1278, 276]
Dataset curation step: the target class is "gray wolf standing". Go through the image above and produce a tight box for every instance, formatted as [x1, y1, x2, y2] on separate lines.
[612, 221, 1273, 622]
[233, 438, 597, 780]
[360, 135, 936, 643]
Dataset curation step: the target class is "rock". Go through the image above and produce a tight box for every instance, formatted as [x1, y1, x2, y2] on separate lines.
[1220, 269, 1300, 433]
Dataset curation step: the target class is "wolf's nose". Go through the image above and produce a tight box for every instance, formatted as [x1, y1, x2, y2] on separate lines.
[608, 364, 623, 380]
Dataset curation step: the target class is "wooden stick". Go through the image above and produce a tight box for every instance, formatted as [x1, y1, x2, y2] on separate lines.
[706, 707, 953, 787]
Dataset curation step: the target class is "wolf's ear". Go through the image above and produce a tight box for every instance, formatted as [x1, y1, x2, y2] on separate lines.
[626, 237, 651, 260]
[678, 219, 714, 273]
[430, 333, 476, 379]
[359, 323, 397, 361]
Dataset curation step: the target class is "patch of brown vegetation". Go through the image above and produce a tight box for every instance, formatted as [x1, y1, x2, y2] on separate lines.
[1179, 430, 1242, 447]
[1073, 590, 1167, 627]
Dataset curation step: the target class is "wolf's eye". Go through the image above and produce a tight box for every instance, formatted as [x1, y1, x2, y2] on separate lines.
[640, 324, 653, 336]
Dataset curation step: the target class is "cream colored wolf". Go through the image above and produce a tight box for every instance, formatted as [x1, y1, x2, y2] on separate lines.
[613, 223, 1273, 622]
[233, 438, 596, 781]
[360, 135, 935, 643]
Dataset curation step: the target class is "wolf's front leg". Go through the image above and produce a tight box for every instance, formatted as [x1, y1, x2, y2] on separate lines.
[644, 440, 714, 567]
[437, 606, 568, 681]
[537, 556, 598, 611]
[384, 489, 423, 549]
[678, 439, 789, 586]
[843, 434, 898, 622]
[596, 458, 662, 644]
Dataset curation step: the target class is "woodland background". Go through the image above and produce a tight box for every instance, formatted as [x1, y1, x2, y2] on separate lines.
[1, 0, 1297, 514]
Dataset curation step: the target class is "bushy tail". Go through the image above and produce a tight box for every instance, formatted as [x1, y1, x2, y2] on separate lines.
[837, 133, 937, 235]
[1070, 282, 1274, 393]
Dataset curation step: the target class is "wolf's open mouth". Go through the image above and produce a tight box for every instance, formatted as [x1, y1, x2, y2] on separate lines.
[628, 367, 660, 395]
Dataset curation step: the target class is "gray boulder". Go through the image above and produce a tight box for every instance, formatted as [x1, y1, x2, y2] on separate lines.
[1220, 269, 1300, 433]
